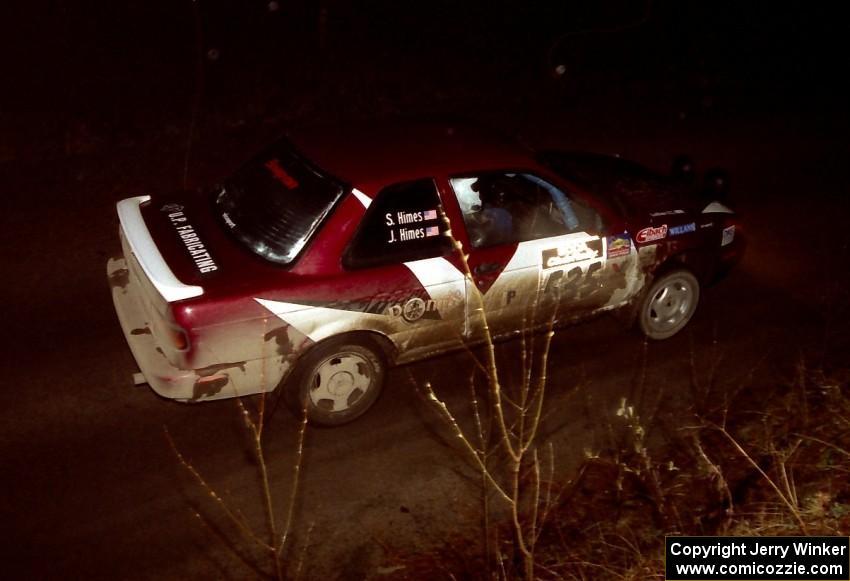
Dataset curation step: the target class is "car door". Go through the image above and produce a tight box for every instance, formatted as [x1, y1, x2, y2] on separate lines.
[449, 172, 633, 338]
[342, 178, 469, 361]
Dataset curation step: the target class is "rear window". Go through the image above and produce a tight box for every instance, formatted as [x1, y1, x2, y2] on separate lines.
[214, 142, 345, 265]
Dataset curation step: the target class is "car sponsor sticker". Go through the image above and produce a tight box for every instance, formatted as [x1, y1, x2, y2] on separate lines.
[635, 224, 668, 243]
[400, 297, 427, 322]
[668, 222, 696, 236]
[541, 237, 602, 269]
[605, 233, 631, 258]
[721, 225, 735, 246]
[699, 222, 713, 229]
[164, 207, 219, 274]
[649, 209, 685, 217]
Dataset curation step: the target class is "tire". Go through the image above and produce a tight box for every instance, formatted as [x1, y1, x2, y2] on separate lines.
[637, 270, 700, 340]
[286, 338, 386, 426]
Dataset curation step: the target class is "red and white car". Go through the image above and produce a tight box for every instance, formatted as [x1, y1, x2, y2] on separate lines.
[107, 120, 743, 425]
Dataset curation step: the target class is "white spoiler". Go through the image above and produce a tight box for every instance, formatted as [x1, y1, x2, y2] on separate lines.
[117, 195, 204, 302]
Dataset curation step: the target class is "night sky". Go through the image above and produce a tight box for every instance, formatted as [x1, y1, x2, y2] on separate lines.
[6, 1, 849, 156]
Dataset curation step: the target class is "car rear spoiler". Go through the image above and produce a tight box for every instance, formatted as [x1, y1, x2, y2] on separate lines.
[117, 195, 204, 302]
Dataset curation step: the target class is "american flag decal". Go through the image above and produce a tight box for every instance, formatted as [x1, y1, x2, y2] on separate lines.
[425, 225, 439, 237]
[423, 209, 438, 220]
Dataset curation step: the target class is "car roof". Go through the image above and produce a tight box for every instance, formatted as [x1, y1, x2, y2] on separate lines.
[287, 119, 538, 188]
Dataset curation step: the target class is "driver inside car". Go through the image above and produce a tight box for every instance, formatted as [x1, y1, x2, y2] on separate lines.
[469, 177, 514, 247]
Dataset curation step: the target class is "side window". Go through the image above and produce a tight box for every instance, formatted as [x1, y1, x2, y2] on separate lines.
[344, 179, 452, 269]
[450, 172, 602, 249]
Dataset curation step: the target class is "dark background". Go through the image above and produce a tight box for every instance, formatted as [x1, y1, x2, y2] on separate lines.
[2, 2, 850, 579]
[5, 1, 849, 166]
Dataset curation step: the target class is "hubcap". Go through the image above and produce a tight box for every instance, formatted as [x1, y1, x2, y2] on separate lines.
[310, 353, 373, 413]
[646, 277, 694, 333]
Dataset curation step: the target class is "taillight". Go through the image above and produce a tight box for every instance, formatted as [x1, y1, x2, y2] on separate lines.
[166, 323, 189, 351]
[151, 306, 190, 352]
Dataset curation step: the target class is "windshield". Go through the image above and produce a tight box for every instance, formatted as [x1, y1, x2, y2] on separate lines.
[536, 151, 692, 218]
[215, 142, 345, 265]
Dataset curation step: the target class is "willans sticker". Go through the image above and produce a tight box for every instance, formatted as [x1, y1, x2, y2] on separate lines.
[635, 225, 668, 243]
[668, 222, 696, 236]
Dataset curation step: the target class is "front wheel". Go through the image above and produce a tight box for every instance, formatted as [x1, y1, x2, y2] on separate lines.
[286, 339, 386, 426]
[637, 270, 700, 340]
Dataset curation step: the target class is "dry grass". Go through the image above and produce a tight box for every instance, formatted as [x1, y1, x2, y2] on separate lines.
[406, 339, 850, 581]
[544, 362, 849, 580]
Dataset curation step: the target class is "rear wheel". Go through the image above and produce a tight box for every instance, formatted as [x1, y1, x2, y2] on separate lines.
[287, 338, 386, 426]
[638, 270, 700, 340]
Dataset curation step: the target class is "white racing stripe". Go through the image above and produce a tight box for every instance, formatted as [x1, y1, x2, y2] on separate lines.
[352, 188, 372, 208]
[403, 256, 467, 329]
[403, 256, 465, 287]
[254, 297, 386, 342]
[256, 257, 467, 345]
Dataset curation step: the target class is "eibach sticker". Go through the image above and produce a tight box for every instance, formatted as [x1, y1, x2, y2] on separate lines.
[635, 225, 668, 244]
[605, 233, 631, 258]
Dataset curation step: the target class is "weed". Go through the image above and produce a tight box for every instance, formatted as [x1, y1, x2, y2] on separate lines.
[423, 209, 562, 580]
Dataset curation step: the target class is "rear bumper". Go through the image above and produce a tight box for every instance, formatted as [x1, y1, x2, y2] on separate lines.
[108, 256, 212, 400]
[108, 256, 286, 401]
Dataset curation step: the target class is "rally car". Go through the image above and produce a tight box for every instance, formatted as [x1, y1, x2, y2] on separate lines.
[107, 120, 743, 425]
